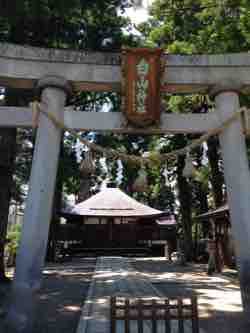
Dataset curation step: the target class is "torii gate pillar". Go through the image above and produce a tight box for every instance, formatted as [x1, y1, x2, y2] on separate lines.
[215, 85, 250, 320]
[5, 76, 71, 333]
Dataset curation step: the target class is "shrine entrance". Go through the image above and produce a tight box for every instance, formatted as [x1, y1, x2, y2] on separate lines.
[1, 43, 250, 332]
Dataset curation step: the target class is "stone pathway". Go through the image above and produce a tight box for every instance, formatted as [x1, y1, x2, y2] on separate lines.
[77, 257, 204, 333]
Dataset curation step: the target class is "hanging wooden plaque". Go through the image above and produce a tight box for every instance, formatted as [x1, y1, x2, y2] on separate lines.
[122, 48, 165, 127]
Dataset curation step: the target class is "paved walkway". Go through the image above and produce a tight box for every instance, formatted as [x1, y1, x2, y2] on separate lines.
[77, 257, 204, 333]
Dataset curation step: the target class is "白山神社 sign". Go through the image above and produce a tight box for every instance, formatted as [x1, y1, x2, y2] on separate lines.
[122, 48, 165, 127]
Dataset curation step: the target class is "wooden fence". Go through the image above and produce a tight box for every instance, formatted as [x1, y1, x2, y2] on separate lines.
[110, 296, 199, 333]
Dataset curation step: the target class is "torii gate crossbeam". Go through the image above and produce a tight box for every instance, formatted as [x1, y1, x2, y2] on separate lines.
[1, 43, 250, 332]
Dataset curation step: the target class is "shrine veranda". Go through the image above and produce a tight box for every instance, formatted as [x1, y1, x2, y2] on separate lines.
[1, 42, 250, 331]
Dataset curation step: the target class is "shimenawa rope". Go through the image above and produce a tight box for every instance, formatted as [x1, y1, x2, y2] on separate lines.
[31, 101, 248, 167]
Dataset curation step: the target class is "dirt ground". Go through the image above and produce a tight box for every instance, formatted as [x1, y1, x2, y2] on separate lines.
[0, 257, 245, 333]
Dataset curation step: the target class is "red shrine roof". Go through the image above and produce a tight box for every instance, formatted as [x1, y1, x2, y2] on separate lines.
[69, 188, 164, 218]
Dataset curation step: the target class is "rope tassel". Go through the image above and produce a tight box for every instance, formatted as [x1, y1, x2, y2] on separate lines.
[183, 150, 195, 178]
[133, 166, 148, 192]
[80, 151, 95, 175]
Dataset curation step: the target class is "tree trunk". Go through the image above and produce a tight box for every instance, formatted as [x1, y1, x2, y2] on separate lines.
[0, 127, 17, 281]
[207, 137, 224, 206]
[194, 146, 209, 237]
[176, 155, 194, 261]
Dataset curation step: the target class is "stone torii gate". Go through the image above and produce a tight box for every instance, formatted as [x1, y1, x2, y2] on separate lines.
[1, 43, 250, 331]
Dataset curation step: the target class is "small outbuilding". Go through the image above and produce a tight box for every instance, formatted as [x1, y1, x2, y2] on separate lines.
[196, 203, 235, 269]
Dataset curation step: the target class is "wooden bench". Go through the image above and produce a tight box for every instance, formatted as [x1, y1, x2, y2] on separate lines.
[110, 296, 199, 333]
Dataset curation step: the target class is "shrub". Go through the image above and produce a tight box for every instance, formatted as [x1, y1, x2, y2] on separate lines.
[5, 224, 22, 266]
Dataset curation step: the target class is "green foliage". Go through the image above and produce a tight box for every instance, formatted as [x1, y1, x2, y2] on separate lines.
[0, 0, 132, 50]
[135, 0, 250, 257]
[6, 224, 22, 263]
[193, 165, 210, 191]
[140, 0, 250, 53]
[137, 0, 250, 213]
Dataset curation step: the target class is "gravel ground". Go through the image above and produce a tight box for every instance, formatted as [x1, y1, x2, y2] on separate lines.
[0, 257, 246, 333]
[0, 257, 96, 333]
[131, 257, 244, 333]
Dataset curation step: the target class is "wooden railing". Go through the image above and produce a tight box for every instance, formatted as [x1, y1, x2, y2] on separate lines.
[110, 296, 199, 333]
